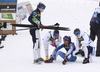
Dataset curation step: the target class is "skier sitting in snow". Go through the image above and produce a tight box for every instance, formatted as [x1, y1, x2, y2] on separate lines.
[44, 36, 77, 65]
[28, 2, 46, 64]
[73, 28, 95, 64]
[43, 30, 61, 61]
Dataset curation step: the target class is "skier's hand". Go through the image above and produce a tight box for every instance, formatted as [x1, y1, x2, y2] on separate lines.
[65, 54, 67, 57]
[79, 43, 82, 48]
[51, 43, 57, 47]
[54, 23, 60, 27]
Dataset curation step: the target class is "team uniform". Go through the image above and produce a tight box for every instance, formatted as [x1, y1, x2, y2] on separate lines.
[28, 3, 45, 64]
[44, 36, 77, 65]
[73, 29, 95, 64]
[43, 31, 61, 60]
[54, 42, 77, 62]
[90, 7, 100, 56]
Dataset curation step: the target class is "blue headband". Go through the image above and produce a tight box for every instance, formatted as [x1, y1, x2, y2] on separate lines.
[74, 31, 80, 35]
[53, 32, 59, 37]
[38, 4, 45, 9]
[63, 36, 69, 41]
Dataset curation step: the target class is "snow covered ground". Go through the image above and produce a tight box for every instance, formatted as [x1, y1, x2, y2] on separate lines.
[0, 0, 100, 72]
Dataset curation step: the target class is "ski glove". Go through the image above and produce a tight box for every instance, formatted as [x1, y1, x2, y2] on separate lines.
[51, 43, 57, 47]
[79, 43, 82, 48]
[75, 49, 84, 57]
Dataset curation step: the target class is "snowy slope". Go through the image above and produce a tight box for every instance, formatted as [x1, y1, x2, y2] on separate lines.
[0, 0, 100, 72]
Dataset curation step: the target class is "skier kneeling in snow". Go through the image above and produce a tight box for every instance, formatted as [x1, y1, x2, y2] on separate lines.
[73, 28, 95, 64]
[44, 36, 77, 65]
[43, 30, 61, 61]
[28, 2, 46, 64]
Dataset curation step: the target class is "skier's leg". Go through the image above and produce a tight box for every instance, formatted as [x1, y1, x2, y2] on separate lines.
[44, 44, 49, 60]
[90, 26, 96, 41]
[33, 40, 39, 60]
[56, 51, 66, 59]
[68, 53, 77, 62]
[36, 30, 41, 58]
[82, 44, 89, 58]
[51, 44, 59, 56]
[96, 29, 100, 56]
[82, 45, 90, 64]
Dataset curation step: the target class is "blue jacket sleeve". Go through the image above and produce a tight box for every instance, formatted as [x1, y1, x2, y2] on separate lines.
[54, 44, 64, 55]
[66, 43, 75, 55]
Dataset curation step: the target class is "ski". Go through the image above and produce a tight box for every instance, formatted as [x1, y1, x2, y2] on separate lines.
[11, 23, 70, 31]
[11, 24, 36, 27]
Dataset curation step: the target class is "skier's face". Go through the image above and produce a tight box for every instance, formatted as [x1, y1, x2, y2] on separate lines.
[39, 8, 44, 12]
[54, 36, 58, 39]
[64, 41, 69, 45]
[76, 34, 80, 37]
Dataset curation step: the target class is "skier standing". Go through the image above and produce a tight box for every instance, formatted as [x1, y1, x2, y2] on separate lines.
[90, 6, 100, 56]
[28, 2, 46, 64]
[73, 28, 95, 64]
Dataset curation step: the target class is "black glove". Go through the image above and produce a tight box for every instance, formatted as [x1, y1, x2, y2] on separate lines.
[75, 49, 84, 57]
[79, 43, 82, 48]
[39, 22, 43, 26]
[54, 23, 60, 27]
[0, 23, 2, 28]
[0, 22, 7, 28]
[39, 24, 44, 31]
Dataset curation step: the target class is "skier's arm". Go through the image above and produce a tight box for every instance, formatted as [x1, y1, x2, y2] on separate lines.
[81, 33, 89, 46]
[66, 43, 74, 55]
[76, 37, 80, 50]
[43, 33, 52, 45]
[55, 35, 62, 45]
[54, 44, 64, 54]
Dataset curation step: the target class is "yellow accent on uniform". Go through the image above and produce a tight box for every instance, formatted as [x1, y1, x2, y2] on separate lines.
[1, 22, 4, 26]
[45, 56, 48, 60]
[65, 46, 70, 49]
[78, 38, 83, 41]
[37, 14, 40, 17]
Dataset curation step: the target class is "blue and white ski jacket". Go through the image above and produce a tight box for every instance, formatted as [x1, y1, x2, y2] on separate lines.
[54, 42, 75, 56]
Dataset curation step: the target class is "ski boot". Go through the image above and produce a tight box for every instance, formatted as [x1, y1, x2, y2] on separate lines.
[44, 55, 54, 63]
[38, 57, 44, 63]
[62, 58, 69, 65]
[45, 56, 49, 60]
[83, 58, 89, 64]
[33, 59, 41, 64]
